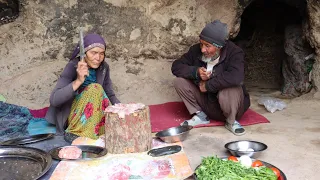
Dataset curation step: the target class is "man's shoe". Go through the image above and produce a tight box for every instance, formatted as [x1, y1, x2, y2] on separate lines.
[225, 120, 246, 136]
[180, 111, 210, 126]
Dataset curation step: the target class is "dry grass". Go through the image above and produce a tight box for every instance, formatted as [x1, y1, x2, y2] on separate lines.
[243, 29, 285, 89]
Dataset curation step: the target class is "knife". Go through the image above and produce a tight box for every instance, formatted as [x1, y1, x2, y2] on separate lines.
[79, 27, 85, 62]
[78, 27, 88, 78]
[147, 145, 182, 157]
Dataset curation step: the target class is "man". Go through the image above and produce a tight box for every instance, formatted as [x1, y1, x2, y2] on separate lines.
[171, 20, 250, 136]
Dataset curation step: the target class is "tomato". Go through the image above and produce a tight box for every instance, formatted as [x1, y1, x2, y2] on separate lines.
[270, 167, 281, 178]
[251, 160, 263, 167]
[228, 156, 238, 162]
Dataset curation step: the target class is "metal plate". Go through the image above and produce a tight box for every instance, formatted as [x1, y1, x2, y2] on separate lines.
[147, 145, 182, 157]
[193, 157, 287, 180]
[49, 145, 108, 161]
[0, 133, 55, 145]
[0, 146, 52, 180]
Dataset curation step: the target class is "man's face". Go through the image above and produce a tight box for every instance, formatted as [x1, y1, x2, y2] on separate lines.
[85, 47, 105, 69]
[200, 39, 220, 58]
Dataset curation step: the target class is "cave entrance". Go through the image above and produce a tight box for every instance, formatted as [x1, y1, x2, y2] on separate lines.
[232, 0, 313, 97]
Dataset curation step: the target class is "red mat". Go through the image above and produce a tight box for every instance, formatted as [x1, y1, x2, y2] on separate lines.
[148, 102, 269, 132]
[29, 102, 269, 133]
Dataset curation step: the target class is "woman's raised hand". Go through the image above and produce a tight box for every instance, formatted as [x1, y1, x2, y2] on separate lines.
[72, 59, 89, 91]
[76, 59, 89, 84]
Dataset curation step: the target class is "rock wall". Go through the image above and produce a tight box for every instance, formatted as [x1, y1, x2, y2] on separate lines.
[305, 0, 320, 96]
[0, 0, 319, 109]
[0, 0, 238, 108]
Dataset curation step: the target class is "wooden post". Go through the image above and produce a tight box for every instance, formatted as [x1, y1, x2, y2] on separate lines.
[104, 106, 152, 154]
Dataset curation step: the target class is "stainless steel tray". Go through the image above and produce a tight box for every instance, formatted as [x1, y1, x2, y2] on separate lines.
[0, 133, 54, 145]
[194, 157, 287, 180]
[0, 146, 52, 180]
[49, 145, 108, 161]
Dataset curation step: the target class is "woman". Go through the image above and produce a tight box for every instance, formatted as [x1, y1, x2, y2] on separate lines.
[45, 33, 120, 141]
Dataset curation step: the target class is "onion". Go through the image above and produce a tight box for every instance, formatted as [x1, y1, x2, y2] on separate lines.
[238, 148, 254, 152]
[239, 155, 252, 168]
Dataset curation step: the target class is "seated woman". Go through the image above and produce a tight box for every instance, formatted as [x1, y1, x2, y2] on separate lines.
[45, 33, 120, 142]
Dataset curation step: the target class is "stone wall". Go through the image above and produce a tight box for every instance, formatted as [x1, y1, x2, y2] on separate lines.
[0, 0, 238, 108]
[306, 0, 320, 96]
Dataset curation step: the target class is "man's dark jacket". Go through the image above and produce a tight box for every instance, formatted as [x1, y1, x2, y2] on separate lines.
[171, 41, 250, 111]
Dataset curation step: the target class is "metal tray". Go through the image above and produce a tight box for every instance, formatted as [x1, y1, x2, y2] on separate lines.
[193, 157, 287, 180]
[0, 146, 52, 180]
[0, 133, 55, 145]
[49, 145, 108, 161]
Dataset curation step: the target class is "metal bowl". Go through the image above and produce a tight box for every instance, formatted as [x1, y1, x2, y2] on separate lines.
[224, 140, 267, 157]
[155, 125, 193, 143]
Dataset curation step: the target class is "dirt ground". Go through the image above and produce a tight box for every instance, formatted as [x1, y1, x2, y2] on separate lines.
[3, 82, 319, 180]
[1, 59, 319, 180]
[183, 88, 320, 180]
[1, 59, 320, 180]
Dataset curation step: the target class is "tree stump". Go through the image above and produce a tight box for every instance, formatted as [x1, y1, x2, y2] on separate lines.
[104, 106, 152, 154]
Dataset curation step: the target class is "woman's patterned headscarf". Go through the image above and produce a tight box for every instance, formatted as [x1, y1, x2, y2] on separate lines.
[70, 33, 106, 60]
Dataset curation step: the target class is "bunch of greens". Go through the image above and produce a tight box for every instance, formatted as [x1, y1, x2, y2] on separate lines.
[195, 156, 277, 180]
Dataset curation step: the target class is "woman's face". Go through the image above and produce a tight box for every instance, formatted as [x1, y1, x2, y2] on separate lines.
[84, 47, 105, 69]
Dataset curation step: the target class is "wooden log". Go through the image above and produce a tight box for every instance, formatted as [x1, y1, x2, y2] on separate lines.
[104, 106, 152, 154]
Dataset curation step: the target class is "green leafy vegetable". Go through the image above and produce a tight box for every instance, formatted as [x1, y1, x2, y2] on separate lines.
[195, 156, 277, 180]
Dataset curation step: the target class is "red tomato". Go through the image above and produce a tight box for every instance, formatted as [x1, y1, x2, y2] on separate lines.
[228, 156, 238, 162]
[270, 167, 281, 178]
[251, 160, 263, 167]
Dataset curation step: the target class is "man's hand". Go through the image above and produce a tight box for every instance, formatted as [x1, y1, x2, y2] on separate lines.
[199, 81, 207, 92]
[198, 67, 211, 81]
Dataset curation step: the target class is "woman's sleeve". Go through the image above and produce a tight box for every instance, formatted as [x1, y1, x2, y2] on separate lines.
[49, 61, 77, 107]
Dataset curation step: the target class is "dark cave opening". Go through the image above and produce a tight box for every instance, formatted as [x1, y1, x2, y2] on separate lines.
[232, 0, 309, 92]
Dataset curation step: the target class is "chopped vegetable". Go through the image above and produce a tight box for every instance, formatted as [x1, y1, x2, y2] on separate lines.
[195, 156, 278, 180]
[270, 167, 281, 178]
[239, 155, 252, 168]
[238, 148, 254, 152]
[252, 160, 264, 167]
[228, 156, 239, 162]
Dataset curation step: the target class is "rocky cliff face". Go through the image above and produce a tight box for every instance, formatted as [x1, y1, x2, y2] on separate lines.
[305, 0, 320, 97]
[0, 0, 319, 108]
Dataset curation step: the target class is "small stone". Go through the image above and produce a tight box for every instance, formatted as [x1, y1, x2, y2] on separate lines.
[129, 28, 141, 41]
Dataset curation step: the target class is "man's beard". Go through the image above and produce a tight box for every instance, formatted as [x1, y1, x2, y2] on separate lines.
[201, 55, 212, 63]
[201, 52, 220, 63]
